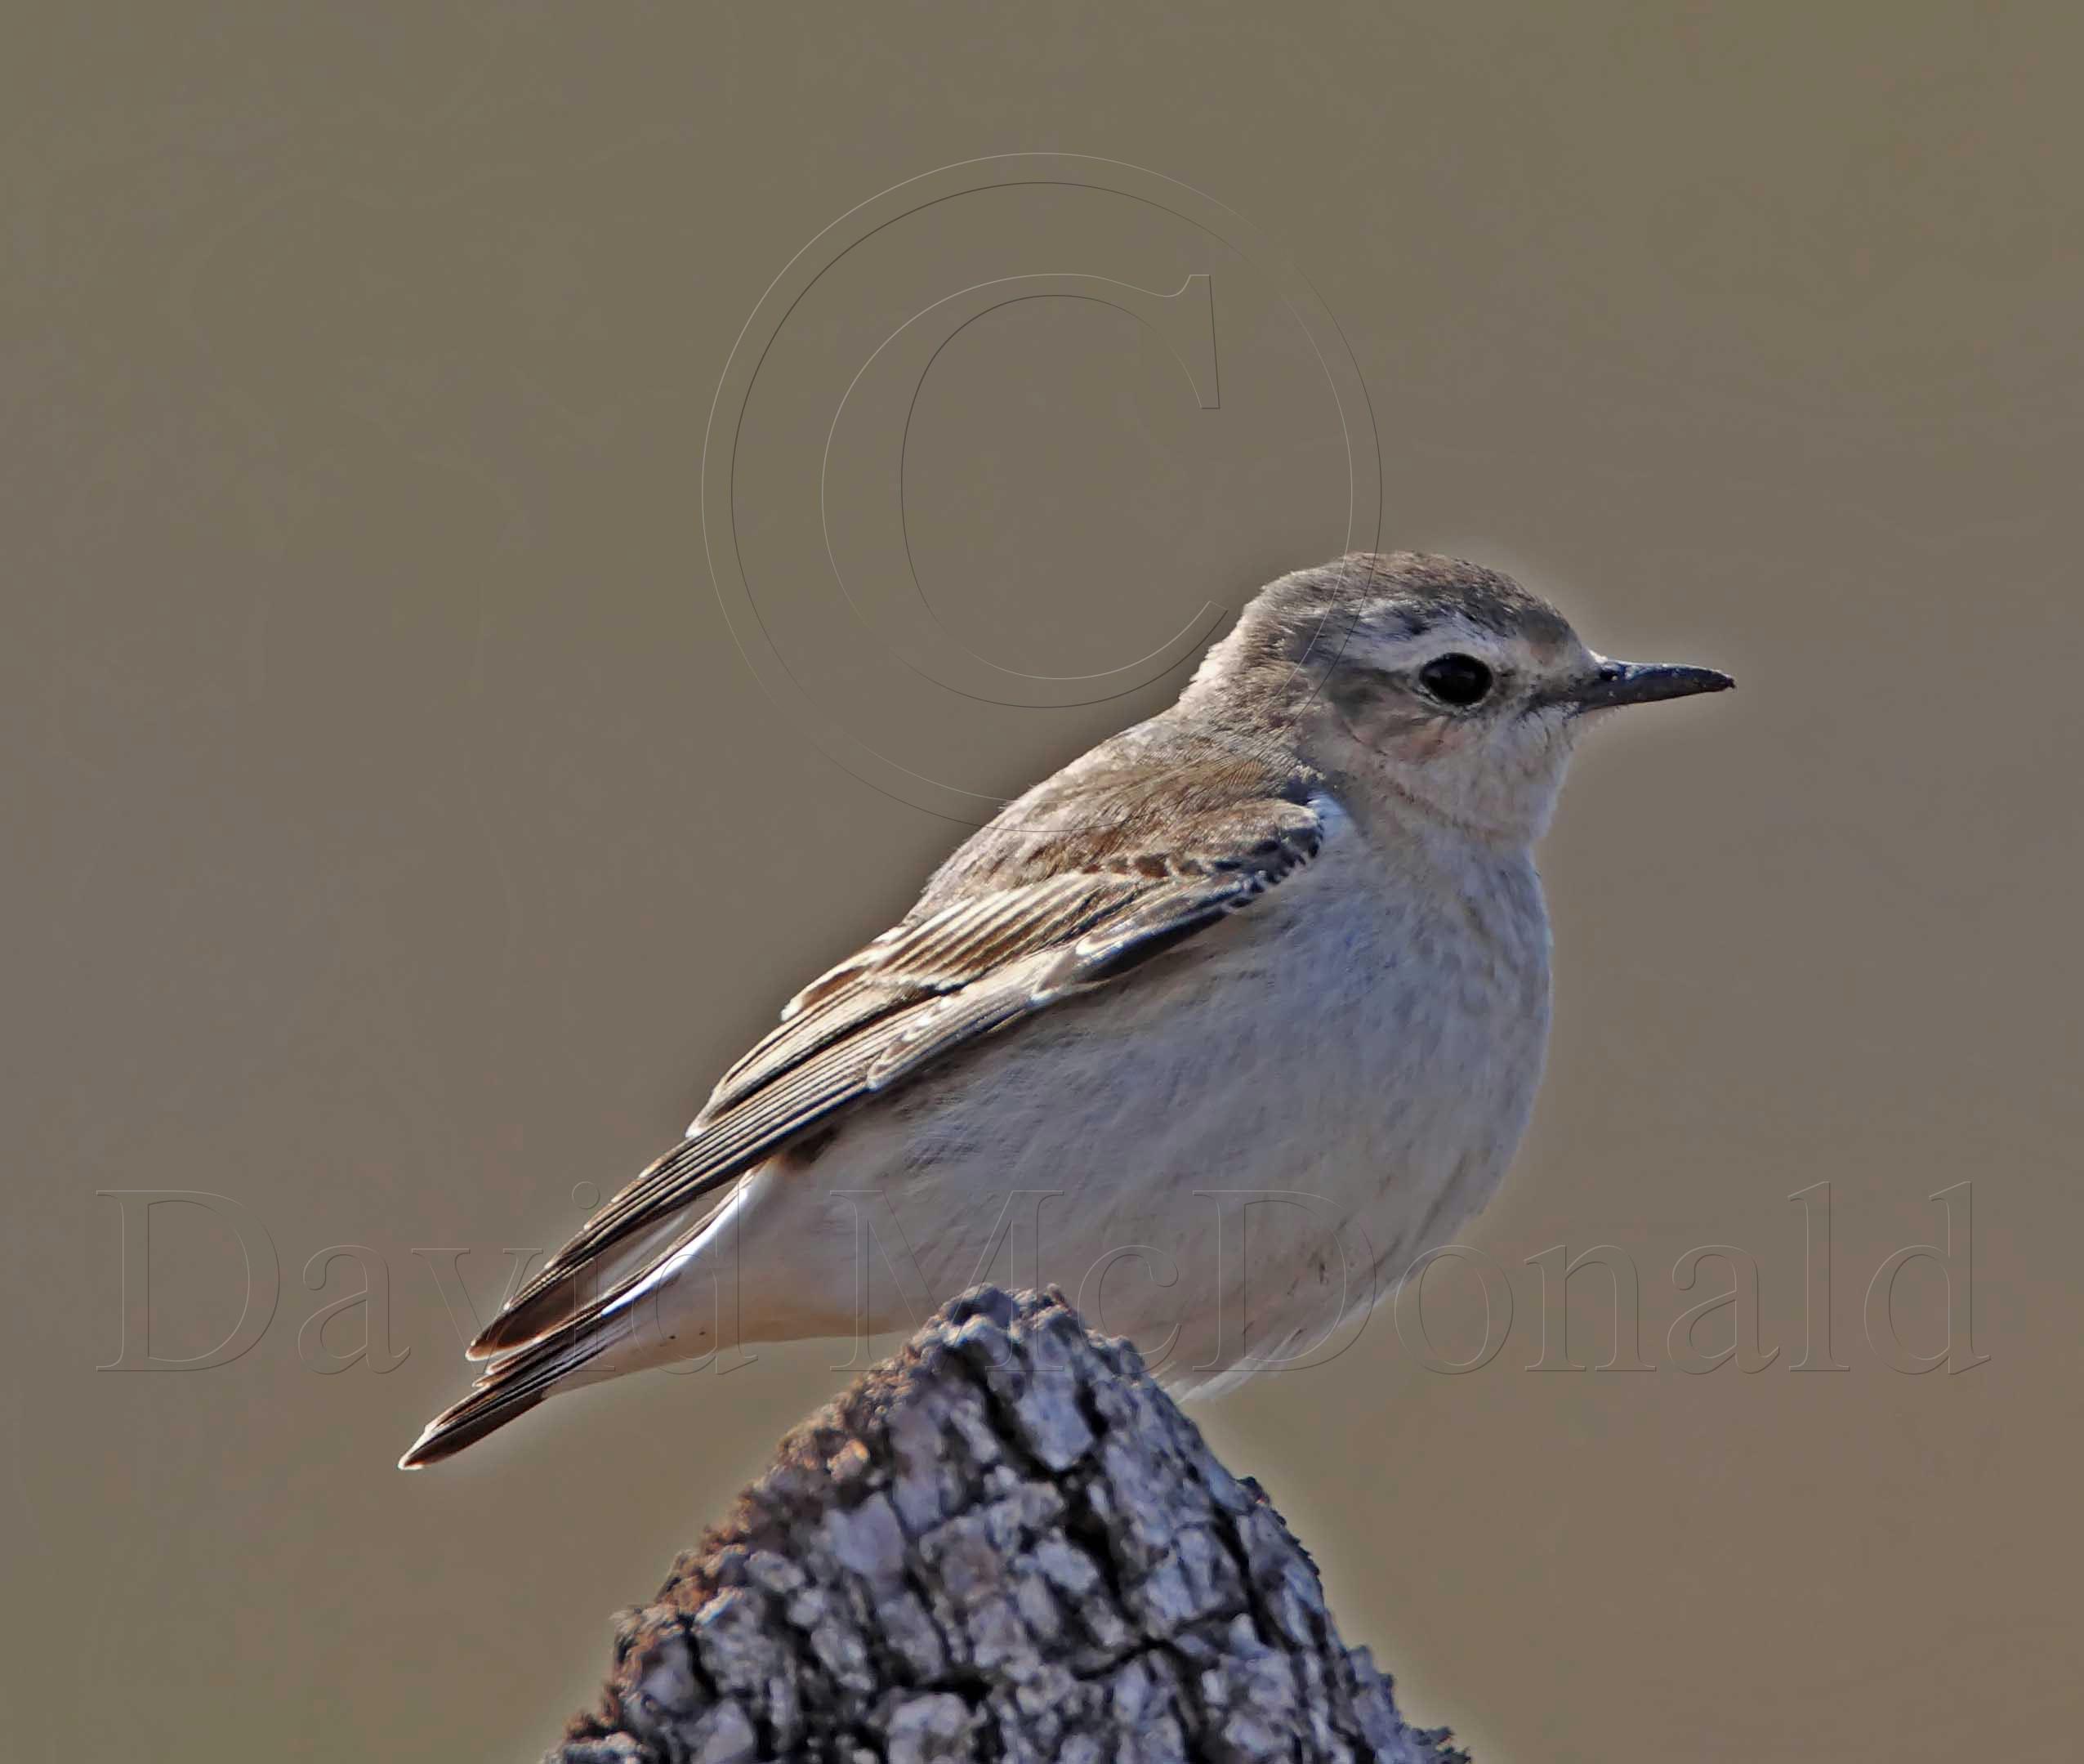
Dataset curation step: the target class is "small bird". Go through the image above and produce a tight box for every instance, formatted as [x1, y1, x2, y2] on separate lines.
[402, 552, 1729, 1467]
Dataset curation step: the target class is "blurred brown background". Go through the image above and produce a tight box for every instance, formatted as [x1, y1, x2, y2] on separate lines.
[7, 5, 2082, 1760]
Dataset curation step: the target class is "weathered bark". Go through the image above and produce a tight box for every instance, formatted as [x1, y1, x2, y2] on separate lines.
[552, 1287, 1466, 1764]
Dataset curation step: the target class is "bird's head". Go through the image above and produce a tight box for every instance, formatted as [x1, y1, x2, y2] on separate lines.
[1189, 552, 1732, 844]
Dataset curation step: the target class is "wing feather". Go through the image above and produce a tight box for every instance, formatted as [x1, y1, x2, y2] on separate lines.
[464, 794, 1326, 1361]
[704, 873, 1140, 1115]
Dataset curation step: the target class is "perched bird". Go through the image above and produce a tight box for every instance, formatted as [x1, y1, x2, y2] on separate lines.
[402, 552, 1729, 1467]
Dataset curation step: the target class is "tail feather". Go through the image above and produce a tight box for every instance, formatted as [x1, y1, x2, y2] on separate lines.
[407, 1183, 743, 1468]
[399, 1307, 631, 1469]
[467, 1199, 730, 1362]
[396, 1383, 550, 1468]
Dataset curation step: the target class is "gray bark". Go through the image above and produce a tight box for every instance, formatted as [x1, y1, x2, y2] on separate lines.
[551, 1287, 1467, 1764]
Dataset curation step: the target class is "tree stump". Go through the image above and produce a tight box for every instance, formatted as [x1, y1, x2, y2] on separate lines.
[552, 1287, 1466, 1764]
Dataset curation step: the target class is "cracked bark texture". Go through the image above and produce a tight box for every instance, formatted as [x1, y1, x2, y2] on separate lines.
[552, 1287, 1466, 1764]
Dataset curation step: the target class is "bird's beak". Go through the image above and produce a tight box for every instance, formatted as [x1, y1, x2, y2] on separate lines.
[1551, 657, 1734, 712]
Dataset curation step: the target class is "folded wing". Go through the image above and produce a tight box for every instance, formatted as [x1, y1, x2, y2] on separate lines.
[399, 784, 1326, 1467]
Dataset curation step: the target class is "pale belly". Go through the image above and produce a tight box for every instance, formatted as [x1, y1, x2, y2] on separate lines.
[653, 840, 1553, 1394]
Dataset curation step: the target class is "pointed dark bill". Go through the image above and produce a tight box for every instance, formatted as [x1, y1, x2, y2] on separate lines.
[1551, 659, 1734, 712]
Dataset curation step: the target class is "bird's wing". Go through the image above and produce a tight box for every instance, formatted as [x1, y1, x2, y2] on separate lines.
[464, 791, 1328, 1363]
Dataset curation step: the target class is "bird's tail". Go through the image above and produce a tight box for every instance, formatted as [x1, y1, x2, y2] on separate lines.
[400, 1184, 745, 1468]
[398, 1293, 632, 1469]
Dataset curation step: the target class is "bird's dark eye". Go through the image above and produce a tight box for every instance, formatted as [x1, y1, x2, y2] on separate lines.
[1417, 653, 1493, 707]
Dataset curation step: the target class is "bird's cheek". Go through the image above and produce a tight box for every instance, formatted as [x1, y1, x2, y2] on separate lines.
[1387, 717, 1466, 762]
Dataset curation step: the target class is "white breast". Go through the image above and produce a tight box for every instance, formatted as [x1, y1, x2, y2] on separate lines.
[706, 794, 1554, 1390]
